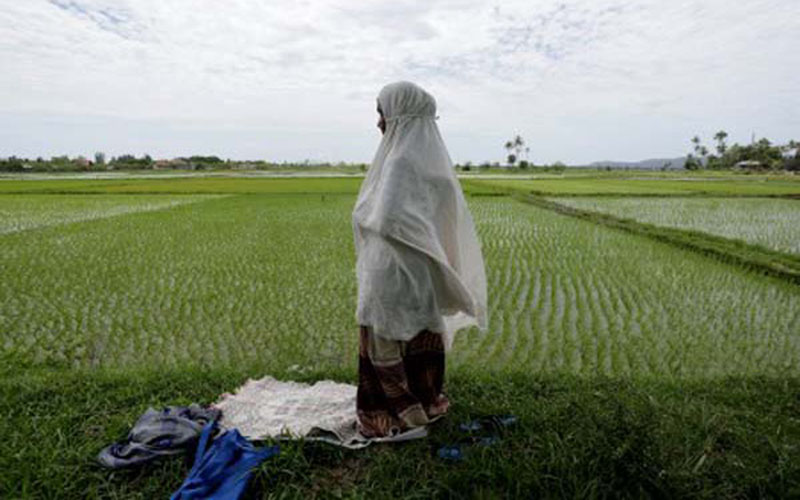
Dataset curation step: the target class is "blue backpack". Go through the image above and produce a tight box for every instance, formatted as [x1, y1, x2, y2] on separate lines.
[171, 420, 279, 500]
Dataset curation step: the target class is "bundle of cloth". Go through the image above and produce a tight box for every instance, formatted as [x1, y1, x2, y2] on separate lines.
[97, 404, 279, 500]
[97, 404, 221, 468]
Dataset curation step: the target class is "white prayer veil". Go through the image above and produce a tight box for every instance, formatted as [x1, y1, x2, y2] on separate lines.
[352, 81, 488, 349]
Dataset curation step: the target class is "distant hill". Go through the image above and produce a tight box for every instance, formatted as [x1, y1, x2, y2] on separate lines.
[588, 157, 686, 170]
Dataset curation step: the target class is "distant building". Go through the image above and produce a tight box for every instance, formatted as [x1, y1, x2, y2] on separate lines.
[734, 160, 762, 169]
[153, 158, 192, 169]
[172, 158, 192, 169]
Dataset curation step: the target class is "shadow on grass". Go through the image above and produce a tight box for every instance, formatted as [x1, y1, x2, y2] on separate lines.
[2, 365, 799, 499]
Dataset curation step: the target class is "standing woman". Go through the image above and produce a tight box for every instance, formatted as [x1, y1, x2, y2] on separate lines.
[352, 81, 488, 438]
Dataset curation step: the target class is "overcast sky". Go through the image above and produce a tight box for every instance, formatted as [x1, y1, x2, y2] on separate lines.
[0, 0, 798, 164]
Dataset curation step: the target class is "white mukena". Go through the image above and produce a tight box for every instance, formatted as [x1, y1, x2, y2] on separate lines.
[352, 81, 488, 349]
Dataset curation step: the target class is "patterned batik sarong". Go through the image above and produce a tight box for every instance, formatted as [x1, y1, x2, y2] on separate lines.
[356, 325, 450, 437]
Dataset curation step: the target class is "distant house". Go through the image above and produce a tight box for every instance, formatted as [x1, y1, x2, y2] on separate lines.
[783, 148, 800, 171]
[171, 158, 192, 169]
[74, 157, 91, 168]
[153, 158, 191, 169]
[734, 160, 762, 169]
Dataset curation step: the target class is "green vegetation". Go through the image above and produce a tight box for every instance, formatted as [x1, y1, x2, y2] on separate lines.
[552, 197, 800, 256]
[0, 194, 223, 234]
[470, 197, 799, 375]
[2, 194, 357, 371]
[0, 154, 370, 173]
[0, 177, 364, 194]
[685, 132, 799, 171]
[503, 134, 531, 168]
[463, 176, 800, 196]
[3, 194, 797, 375]
[3, 368, 798, 498]
[1, 175, 799, 497]
[517, 195, 800, 285]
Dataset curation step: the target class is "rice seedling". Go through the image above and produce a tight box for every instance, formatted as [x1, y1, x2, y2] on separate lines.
[0, 194, 224, 234]
[463, 177, 800, 196]
[2, 194, 797, 378]
[550, 197, 800, 255]
[461, 197, 800, 377]
[0, 177, 365, 194]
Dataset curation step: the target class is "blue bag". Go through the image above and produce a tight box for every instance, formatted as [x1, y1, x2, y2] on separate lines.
[171, 420, 279, 500]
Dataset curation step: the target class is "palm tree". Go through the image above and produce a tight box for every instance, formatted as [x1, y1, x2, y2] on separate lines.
[504, 135, 530, 167]
[504, 140, 514, 167]
[713, 130, 728, 155]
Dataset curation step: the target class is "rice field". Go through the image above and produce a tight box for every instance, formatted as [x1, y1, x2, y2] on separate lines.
[462, 176, 800, 196]
[1, 194, 357, 371]
[0, 177, 365, 194]
[2, 175, 800, 498]
[2, 192, 798, 377]
[0, 194, 223, 234]
[466, 198, 799, 377]
[551, 197, 800, 255]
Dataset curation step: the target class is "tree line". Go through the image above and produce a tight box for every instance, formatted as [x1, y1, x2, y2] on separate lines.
[685, 132, 799, 171]
[0, 154, 370, 173]
[454, 134, 564, 172]
[0, 153, 210, 172]
[4, 132, 797, 173]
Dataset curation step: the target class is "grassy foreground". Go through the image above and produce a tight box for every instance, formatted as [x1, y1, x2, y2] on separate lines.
[2, 364, 799, 499]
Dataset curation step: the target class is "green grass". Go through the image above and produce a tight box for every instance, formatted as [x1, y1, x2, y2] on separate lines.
[2, 367, 799, 498]
[1, 176, 799, 498]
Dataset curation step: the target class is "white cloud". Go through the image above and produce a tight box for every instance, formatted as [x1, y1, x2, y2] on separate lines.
[0, 0, 798, 163]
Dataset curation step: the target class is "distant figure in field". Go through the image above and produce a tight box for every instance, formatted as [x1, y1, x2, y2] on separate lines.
[352, 81, 488, 437]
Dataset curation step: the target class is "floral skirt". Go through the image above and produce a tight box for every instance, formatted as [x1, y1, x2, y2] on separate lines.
[356, 325, 450, 437]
